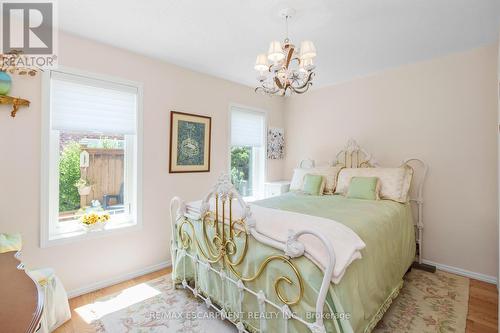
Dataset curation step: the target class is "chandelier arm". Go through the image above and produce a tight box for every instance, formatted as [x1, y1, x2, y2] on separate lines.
[293, 81, 313, 94]
[293, 72, 314, 90]
[285, 47, 294, 69]
[274, 76, 284, 90]
[290, 78, 313, 93]
[290, 86, 303, 95]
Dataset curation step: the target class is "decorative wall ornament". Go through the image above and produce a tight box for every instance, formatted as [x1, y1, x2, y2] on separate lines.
[1, 51, 38, 77]
[267, 127, 285, 159]
[0, 71, 12, 95]
[0, 51, 36, 117]
[169, 111, 211, 173]
[0, 95, 30, 117]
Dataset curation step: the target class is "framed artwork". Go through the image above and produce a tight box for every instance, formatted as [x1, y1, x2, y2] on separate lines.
[267, 127, 284, 159]
[169, 111, 211, 173]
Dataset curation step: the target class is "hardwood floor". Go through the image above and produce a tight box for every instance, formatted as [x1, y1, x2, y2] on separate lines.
[467, 279, 498, 333]
[55, 268, 498, 333]
[55, 268, 172, 333]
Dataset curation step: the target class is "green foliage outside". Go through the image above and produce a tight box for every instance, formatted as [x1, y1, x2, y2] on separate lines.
[59, 141, 81, 212]
[231, 146, 252, 196]
[101, 136, 120, 149]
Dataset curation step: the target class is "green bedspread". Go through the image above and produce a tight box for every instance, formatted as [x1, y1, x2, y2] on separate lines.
[254, 193, 415, 332]
[173, 193, 415, 333]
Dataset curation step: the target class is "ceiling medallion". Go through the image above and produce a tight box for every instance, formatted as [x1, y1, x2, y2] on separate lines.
[254, 8, 316, 96]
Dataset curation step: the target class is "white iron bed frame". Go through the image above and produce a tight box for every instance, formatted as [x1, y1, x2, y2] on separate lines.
[170, 139, 428, 333]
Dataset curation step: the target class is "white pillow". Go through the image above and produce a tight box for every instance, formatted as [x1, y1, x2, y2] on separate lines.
[290, 165, 343, 194]
[290, 168, 310, 191]
[335, 167, 413, 203]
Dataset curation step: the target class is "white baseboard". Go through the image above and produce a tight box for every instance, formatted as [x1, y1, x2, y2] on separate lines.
[422, 259, 497, 285]
[66, 259, 497, 298]
[68, 260, 172, 298]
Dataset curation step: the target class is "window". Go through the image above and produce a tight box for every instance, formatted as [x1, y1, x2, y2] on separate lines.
[230, 106, 266, 199]
[41, 68, 142, 246]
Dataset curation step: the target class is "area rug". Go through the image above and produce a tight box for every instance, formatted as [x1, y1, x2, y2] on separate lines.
[86, 270, 469, 333]
[373, 269, 469, 333]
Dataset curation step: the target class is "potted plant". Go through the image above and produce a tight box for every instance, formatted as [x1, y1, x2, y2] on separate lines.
[80, 212, 110, 231]
[74, 178, 92, 196]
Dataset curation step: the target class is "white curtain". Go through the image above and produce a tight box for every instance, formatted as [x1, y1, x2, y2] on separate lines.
[230, 107, 265, 147]
[50, 71, 138, 134]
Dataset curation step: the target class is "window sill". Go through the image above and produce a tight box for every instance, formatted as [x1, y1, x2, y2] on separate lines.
[41, 219, 141, 248]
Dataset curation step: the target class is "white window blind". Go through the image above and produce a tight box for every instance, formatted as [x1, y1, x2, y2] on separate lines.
[231, 107, 265, 147]
[50, 71, 138, 134]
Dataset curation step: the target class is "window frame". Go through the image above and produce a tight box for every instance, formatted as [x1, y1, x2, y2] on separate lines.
[228, 103, 267, 200]
[40, 66, 143, 248]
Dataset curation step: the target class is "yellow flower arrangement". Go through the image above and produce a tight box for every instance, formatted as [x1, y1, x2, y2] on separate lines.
[81, 212, 110, 225]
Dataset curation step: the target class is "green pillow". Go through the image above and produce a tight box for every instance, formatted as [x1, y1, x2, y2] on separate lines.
[346, 177, 380, 200]
[302, 174, 324, 195]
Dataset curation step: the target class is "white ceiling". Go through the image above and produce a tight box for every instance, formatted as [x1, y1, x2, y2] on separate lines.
[59, 0, 500, 88]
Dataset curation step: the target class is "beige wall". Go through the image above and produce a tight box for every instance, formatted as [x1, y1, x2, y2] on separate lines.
[284, 44, 499, 278]
[0, 32, 285, 292]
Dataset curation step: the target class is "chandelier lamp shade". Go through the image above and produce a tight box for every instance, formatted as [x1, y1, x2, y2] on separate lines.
[300, 40, 317, 59]
[254, 8, 317, 96]
[254, 54, 269, 72]
[267, 41, 285, 63]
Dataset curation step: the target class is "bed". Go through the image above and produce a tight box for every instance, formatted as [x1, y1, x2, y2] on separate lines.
[170, 139, 427, 333]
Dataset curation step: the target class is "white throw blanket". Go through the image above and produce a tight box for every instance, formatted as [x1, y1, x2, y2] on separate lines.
[185, 200, 366, 284]
[250, 204, 365, 283]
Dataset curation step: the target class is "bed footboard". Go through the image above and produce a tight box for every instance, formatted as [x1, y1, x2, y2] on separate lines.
[170, 175, 337, 333]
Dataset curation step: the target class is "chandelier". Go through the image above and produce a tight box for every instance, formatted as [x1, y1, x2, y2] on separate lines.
[254, 8, 317, 96]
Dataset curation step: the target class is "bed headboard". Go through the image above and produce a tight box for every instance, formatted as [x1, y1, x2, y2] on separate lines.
[333, 138, 379, 168]
[298, 139, 426, 204]
[299, 139, 378, 168]
[298, 138, 428, 264]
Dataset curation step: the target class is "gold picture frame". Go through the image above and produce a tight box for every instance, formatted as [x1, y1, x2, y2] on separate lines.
[169, 111, 211, 173]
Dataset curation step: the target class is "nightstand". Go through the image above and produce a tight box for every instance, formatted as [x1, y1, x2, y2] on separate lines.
[264, 180, 291, 198]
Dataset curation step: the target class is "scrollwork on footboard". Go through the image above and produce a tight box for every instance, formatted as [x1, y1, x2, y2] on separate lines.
[175, 175, 305, 307]
[171, 174, 335, 333]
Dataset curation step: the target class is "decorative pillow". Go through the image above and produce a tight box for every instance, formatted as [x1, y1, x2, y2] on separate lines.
[309, 165, 343, 194]
[346, 177, 380, 200]
[290, 165, 343, 194]
[290, 168, 310, 191]
[335, 167, 413, 203]
[302, 174, 325, 195]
